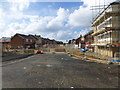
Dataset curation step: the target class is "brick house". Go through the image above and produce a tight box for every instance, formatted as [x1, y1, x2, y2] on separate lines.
[75, 35, 83, 48]
[84, 30, 94, 51]
[11, 33, 42, 49]
[0, 37, 11, 51]
[41, 38, 58, 48]
[28, 34, 42, 49]
[11, 33, 63, 49]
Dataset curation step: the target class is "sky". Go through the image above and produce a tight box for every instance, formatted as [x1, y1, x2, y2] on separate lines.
[0, 0, 116, 42]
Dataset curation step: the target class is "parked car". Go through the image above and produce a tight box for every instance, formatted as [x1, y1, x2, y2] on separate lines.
[36, 50, 43, 54]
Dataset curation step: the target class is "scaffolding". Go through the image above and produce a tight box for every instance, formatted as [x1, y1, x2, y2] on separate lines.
[91, 0, 108, 22]
[91, 0, 120, 62]
[91, 0, 107, 58]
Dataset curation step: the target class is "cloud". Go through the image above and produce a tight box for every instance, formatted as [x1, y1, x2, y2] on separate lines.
[56, 31, 78, 40]
[67, 6, 91, 28]
[18, 8, 69, 34]
[0, 23, 5, 33]
[46, 30, 80, 42]
[67, 0, 116, 28]
[0, 8, 6, 35]
[24, 20, 47, 33]
[0, 8, 6, 22]
[47, 8, 69, 32]
[2, 21, 28, 37]
[0, 0, 117, 42]
[1, 7, 76, 41]
[81, 0, 116, 18]
[7, 0, 30, 11]
[2, 0, 31, 20]
[79, 28, 91, 36]
[0, 8, 4, 16]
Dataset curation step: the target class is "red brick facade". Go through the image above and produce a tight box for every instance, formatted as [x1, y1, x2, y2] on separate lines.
[11, 34, 36, 49]
[11, 33, 63, 49]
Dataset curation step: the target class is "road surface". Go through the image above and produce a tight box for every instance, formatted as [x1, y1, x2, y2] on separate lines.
[2, 53, 119, 88]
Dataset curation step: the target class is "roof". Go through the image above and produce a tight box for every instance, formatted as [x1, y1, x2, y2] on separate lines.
[110, 1, 120, 5]
[12, 33, 63, 44]
[15, 33, 35, 40]
[0, 37, 11, 42]
[28, 34, 41, 40]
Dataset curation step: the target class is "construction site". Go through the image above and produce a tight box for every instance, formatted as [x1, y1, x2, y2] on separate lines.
[67, 0, 120, 64]
[92, 0, 120, 58]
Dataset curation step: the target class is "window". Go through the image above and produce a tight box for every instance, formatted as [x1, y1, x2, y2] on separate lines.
[26, 39, 28, 42]
[30, 39, 32, 42]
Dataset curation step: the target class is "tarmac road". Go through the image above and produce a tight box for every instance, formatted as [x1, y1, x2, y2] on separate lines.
[2, 53, 119, 88]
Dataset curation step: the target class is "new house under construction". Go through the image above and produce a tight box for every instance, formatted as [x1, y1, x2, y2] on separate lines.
[91, 1, 120, 58]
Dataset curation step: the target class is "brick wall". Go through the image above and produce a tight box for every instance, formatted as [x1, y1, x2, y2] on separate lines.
[11, 35, 24, 49]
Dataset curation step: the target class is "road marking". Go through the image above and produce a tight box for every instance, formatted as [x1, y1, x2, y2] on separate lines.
[70, 87, 74, 88]
[46, 64, 52, 67]
[23, 67, 26, 69]
[36, 65, 41, 67]
[97, 78, 100, 80]
[38, 82, 41, 84]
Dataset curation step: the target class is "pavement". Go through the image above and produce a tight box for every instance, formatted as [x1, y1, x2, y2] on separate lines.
[2, 53, 34, 62]
[70, 54, 109, 64]
[66, 49, 120, 65]
[2, 53, 119, 88]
